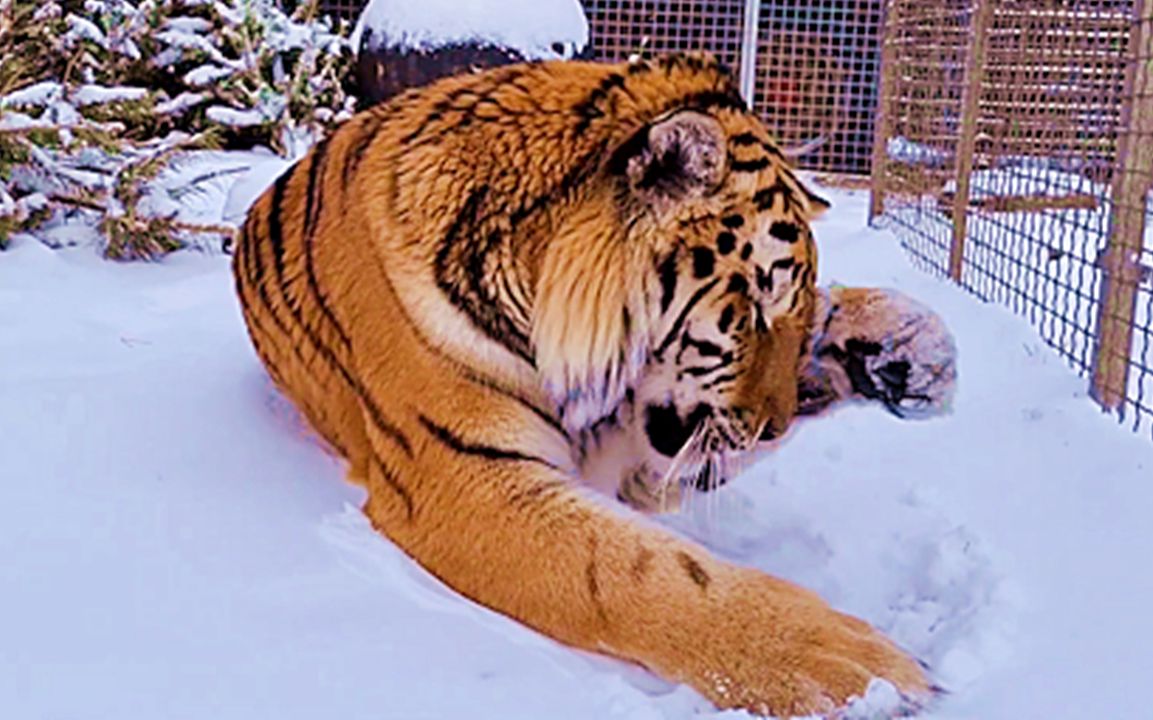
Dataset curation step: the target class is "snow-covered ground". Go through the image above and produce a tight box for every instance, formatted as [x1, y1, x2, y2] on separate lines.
[1, 170, 1151, 720]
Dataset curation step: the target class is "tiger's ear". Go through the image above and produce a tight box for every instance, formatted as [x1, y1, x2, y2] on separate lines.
[611, 111, 726, 208]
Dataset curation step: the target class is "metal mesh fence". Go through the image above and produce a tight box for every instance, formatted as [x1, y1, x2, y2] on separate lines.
[871, 0, 1153, 439]
[582, 0, 748, 71]
[581, 0, 885, 175]
[749, 2, 884, 175]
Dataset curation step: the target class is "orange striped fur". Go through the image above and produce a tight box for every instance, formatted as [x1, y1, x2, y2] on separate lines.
[233, 55, 928, 716]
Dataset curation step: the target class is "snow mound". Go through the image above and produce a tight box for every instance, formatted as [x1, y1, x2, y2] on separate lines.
[351, 0, 588, 60]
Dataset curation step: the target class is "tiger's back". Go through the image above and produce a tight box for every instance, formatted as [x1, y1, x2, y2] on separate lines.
[233, 56, 928, 716]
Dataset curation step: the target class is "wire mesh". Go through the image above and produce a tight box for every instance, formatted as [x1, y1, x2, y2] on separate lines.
[581, 0, 748, 72]
[873, 0, 1153, 439]
[749, 1, 885, 175]
[581, 1, 885, 175]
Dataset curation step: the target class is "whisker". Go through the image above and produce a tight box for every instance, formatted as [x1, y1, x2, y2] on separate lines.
[701, 452, 719, 537]
[659, 421, 706, 512]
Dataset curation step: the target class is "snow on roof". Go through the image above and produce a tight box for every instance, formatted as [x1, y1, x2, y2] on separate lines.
[351, 0, 588, 60]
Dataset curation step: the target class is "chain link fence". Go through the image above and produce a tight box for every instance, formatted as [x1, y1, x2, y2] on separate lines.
[870, 0, 1153, 438]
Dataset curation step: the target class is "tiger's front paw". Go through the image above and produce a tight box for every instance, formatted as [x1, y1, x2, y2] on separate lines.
[661, 569, 932, 717]
[807, 286, 957, 418]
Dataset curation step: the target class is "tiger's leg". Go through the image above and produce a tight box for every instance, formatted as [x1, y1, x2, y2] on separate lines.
[352, 395, 929, 717]
[797, 285, 958, 420]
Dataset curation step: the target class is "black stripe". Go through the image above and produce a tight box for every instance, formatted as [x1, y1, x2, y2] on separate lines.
[755, 265, 772, 292]
[232, 223, 254, 296]
[266, 167, 294, 304]
[717, 304, 734, 333]
[676, 552, 711, 590]
[499, 388, 569, 441]
[788, 268, 815, 312]
[753, 187, 776, 210]
[373, 457, 414, 520]
[507, 478, 569, 511]
[574, 71, 627, 133]
[585, 537, 609, 623]
[401, 68, 523, 145]
[361, 390, 414, 457]
[245, 213, 292, 339]
[344, 113, 385, 186]
[769, 221, 801, 243]
[762, 142, 784, 158]
[754, 179, 793, 211]
[578, 76, 744, 137]
[400, 101, 449, 146]
[730, 155, 771, 173]
[802, 184, 830, 208]
[730, 134, 782, 158]
[656, 277, 721, 358]
[682, 358, 734, 377]
[676, 332, 724, 362]
[300, 139, 352, 351]
[419, 415, 556, 468]
[495, 252, 529, 323]
[657, 248, 679, 313]
[302, 138, 329, 242]
[701, 372, 738, 391]
[679, 89, 747, 115]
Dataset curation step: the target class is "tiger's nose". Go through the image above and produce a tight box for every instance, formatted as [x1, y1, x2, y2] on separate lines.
[756, 398, 794, 442]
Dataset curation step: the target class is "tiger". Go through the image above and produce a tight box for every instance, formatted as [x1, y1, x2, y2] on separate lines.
[231, 54, 951, 716]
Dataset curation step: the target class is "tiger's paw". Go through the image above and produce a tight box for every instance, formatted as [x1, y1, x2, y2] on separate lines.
[667, 569, 933, 717]
[803, 286, 957, 419]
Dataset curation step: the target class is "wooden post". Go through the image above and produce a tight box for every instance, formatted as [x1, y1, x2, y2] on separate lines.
[869, 0, 900, 223]
[1090, 0, 1153, 412]
[948, 0, 994, 283]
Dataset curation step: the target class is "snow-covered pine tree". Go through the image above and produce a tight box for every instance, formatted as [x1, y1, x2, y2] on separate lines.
[0, 0, 356, 258]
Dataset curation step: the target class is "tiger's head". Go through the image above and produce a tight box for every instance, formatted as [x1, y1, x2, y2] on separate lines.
[608, 104, 828, 497]
[532, 56, 827, 492]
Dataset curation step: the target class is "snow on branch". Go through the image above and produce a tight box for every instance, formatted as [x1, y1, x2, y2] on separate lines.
[0, 0, 356, 258]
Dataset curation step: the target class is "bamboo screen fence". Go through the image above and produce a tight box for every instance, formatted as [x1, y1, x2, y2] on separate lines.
[870, 0, 1153, 438]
